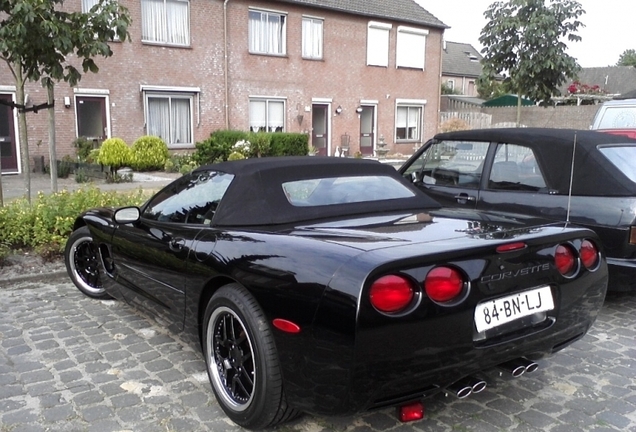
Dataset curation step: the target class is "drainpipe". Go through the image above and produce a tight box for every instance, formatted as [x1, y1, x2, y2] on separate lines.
[224, 0, 230, 130]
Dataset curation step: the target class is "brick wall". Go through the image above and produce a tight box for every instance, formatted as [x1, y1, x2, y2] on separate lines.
[0, 0, 444, 172]
[482, 105, 600, 129]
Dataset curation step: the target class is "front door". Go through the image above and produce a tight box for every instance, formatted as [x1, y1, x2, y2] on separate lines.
[360, 106, 374, 156]
[312, 104, 329, 156]
[76, 96, 107, 145]
[0, 94, 18, 173]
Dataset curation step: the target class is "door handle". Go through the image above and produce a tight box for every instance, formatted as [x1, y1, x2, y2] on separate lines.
[169, 238, 186, 251]
[454, 193, 476, 203]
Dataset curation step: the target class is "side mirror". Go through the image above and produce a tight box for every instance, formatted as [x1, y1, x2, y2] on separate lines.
[114, 207, 140, 224]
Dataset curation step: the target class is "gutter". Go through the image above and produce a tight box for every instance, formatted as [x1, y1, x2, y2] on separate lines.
[224, 0, 230, 129]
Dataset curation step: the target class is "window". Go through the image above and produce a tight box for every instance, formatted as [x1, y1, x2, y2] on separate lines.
[367, 22, 391, 67]
[407, 140, 490, 188]
[599, 145, 636, 182]
[145, 93, 193, 147]
[141, 0, 190, 46]
[396, 105, 422, 141]
[282, 176, 414, 207]
[396, 26, 428, 69]
[302, 17, 323, 59]
[447, 80, 455, 91]
[249, 9, 286, 55]
[81, 0, 100, 12]
[489, 144, 547, 190]
[143, 171, 234, 224]
[249, 98, 285, 132]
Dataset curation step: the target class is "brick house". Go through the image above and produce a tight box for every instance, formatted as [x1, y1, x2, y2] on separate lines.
[441, 41, 483, 97]
[0, 0, 447, 174]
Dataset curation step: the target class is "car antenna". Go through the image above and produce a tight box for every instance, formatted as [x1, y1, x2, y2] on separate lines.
[566, 132, 578, 224]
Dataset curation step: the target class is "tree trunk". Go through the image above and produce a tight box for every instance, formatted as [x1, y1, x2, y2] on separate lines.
[47, 83, 58, 193]
[15, 65, 31, 203]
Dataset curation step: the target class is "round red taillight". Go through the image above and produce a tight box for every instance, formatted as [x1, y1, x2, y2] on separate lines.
[580, 239, 599, 269]
[424, 266, 464, 303]
[369, 275, 414, 313]
[555, 244, 576, 275]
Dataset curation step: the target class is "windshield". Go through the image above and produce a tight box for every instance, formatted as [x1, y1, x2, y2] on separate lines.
[598, 145, 636, 182]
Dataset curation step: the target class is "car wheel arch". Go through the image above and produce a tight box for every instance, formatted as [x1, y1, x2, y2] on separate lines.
[197, 275, 244, 343]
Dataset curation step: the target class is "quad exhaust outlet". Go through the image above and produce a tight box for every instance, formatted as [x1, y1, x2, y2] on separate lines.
[498, 357, 539, 377]
[447, 376, 487, 399]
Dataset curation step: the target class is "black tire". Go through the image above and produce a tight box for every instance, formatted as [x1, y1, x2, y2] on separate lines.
[64, 226, 109, 299]
[202, 284, 300, 429]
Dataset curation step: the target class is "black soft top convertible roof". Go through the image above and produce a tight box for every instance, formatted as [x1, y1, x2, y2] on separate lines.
[434, 128, 636, 196]
[196, 157, 440, 226]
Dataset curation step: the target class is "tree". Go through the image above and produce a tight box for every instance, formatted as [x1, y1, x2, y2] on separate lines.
[0, 0, 131, 202]
[479, 0, 584, 126]
[617, 49, 636, 67]
[476, 73, 508, 100]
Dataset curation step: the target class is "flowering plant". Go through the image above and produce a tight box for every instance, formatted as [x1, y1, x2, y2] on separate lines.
[567, 81, 605, 95]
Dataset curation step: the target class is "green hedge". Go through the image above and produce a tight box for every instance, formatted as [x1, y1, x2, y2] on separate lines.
[0, 188, 149, 255]
[192, 130, 309, 165]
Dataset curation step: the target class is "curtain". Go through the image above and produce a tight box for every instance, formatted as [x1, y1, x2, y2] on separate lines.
[302, 18, 322, 58]
[82, 0, 100, 12]
[166, 0, 189, 45]
[171, 98, 191, 144]
[142, 0, 189, 45]
[250, 100, 266, 132]
[148, 98, 171, 142]
[396, 107, 407, 128]
[408, 107, 421, 139]
[142, 0, 167, 42]
[249, 11, 284, 54]
[268, 101, 285, 132]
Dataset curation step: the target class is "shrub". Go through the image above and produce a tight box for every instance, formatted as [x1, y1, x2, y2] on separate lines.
[228, 151, 246, 161]
[96, 138, 132, 173]
[439, 118, 471, 133]
[131, 136, 169, 171]
[57, 156, 74, 179]
[269, 133, 308, 156]
[193, 130, 248, 165]
[73, 137, 94, 162]
[165, 153, 198, 173]
[246, 132, 271, 157]
[0, 187, 149, 254]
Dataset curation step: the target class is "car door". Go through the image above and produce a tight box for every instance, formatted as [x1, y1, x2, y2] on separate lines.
[402, 139, 490, 207]
[475, 142, 566, 221]
[111, 170, 234, 329]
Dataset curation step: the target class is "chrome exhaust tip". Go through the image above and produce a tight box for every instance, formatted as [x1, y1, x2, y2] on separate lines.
[518, 357, 539, 373]
[447, 376, 487, 398]
[498, 359, 527, 377]
[446, 380, 473, 399]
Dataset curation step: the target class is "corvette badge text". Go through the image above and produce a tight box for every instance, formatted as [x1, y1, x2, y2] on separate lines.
[481, 263, 551, 283]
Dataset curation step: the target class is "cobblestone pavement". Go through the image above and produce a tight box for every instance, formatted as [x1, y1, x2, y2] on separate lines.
[1, 276, 635, 432]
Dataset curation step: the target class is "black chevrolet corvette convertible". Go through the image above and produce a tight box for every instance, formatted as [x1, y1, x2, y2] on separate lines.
[65, 157, 607, 429]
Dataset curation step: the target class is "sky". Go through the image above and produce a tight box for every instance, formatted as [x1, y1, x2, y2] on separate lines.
[416, 0, 635, 68]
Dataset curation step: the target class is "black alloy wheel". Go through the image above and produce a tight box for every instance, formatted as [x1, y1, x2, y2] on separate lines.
[203, 284, 300, 429]
[64, 226, 109, 299]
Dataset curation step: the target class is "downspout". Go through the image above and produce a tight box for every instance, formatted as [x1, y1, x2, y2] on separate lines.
[224, 0, 230, 129]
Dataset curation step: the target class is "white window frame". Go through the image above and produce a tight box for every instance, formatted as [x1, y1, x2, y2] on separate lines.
[249, 97, 286, 133]
[395, 99, 426, 143]
[249, 9, 287, 56]
[447, 80, 455, 91]
[81, 0, 100, 13]
[367, 21, 391, 67]
[72, 88, 112, 140]
[141, 85, 200, 149]
[302, 16, 323, 60]
[141, 0, 190, 47]
[396, 26, 428, 70]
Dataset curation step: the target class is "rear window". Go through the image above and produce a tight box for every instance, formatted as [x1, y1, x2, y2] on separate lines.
[282, 175, 415, 206]
[598, 145, 636, 182]
[595, 106, 636, 129]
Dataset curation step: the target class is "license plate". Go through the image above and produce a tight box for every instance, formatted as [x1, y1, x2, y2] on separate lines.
[474, 286, 554, 333]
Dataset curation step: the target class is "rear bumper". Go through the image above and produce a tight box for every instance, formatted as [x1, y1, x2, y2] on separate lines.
[607, 257, 636, 291]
